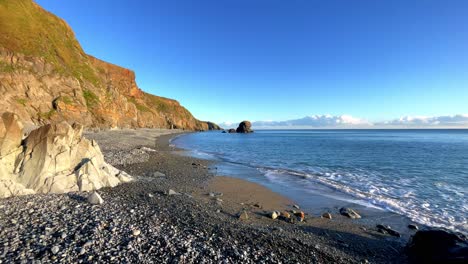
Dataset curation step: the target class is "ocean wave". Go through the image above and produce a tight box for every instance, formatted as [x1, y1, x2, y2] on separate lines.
[172, 133, 467, 234]
[258, 167, 467, 234]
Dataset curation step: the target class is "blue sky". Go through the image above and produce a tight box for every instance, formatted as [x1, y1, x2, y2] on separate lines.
[36, 0, 468, 124]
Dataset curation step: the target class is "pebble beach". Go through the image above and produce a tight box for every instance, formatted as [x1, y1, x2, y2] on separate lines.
[0, 129, 410, 263]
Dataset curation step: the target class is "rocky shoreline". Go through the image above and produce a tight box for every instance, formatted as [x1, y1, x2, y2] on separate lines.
[1, 129, 465, 263]
[0, 129, 406, 263]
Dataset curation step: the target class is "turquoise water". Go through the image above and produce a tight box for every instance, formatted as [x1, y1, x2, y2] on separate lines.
[173, 130, 468, 234]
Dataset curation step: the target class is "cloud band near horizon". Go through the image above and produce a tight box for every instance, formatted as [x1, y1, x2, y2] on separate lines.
[219, 114, 468, 129]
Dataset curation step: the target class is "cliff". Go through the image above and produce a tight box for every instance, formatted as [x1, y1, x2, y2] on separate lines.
[0, 0, 220, 130]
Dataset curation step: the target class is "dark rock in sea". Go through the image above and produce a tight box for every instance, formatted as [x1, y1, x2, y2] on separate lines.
[222, 130, 227, 133]
[339, 207, 361, 219]
[407, 229, 468, 263]
[408, 224, 419, 230]
[376, 225, 401, 237]
[228, 128, 236, 133]
[236, 121, 253, 133]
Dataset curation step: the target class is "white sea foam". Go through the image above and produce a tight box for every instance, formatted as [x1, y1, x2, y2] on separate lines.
[260, 167, 468, 234]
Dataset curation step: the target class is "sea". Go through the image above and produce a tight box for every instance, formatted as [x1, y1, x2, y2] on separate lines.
[172, 129, 468, 234]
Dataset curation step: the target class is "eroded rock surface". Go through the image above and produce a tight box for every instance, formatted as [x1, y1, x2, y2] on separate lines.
[0, 112, 131, 198]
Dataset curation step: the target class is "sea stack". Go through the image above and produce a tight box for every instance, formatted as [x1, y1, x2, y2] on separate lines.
[236, 121, 253, 133]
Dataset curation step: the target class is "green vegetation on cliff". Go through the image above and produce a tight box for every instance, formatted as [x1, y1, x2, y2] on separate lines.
[82, 89, 100, 108]
[0, 0, 100, 85]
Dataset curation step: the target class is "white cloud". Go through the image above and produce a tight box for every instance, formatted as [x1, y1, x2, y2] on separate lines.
[219, 121, 234, 127]
[251, 115, 371, 129]
[382, 114, 468, 127]
[220, 114, 468, 129]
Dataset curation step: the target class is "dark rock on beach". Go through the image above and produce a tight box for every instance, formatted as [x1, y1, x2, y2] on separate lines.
[339, 208, 361, 219]
[322, 212, 333, 219]
[407, 229, 468, 263]
[376, 225, 401, 237]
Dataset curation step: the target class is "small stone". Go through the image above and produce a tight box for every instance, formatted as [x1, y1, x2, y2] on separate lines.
[280, 212, 291, 219]
[378, 228, 388, 234]
[60, 232, 67, 239]
[87, 191, 104, 205]
[209, 192, 223, 197]
[293, 204, 300, 209]
[339, 207, 361, 219]
[28, 209, 35, 214]
[238, 211, 249, 220]
[408, 224, 419, 230]
[294, 211, 305, 222]
[376, 224, 401, 237]
[270, 211, 279, 220]
[322, 212, 332, 219]
[83, 240, 93, 248]
[152, 171, 165, 177]
[168, 189, 180, 195]
[273, 227, 284, 232]
[51, 245, 60, 255]
[148, 193, 154, 198]
[132, 229, 141, 236]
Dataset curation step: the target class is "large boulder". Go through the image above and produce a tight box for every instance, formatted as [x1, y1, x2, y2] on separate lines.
[407, 229, 468, 263]
[236, 121, 253, 133]
[0, 112, 132, 198]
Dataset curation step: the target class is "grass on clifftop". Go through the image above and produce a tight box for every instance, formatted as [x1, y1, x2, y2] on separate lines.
[144, 94, 194, 121]
[0, 0, 100, 86]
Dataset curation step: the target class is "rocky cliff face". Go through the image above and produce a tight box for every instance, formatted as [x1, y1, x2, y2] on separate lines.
[0, 0, 220, 131]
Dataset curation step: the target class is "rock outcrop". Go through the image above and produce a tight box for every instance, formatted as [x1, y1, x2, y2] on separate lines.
[407, 229, 468, 263]
[0, 0, 219, 131]
[236, 121, 253, 133]
[0, 112, 131, 198]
